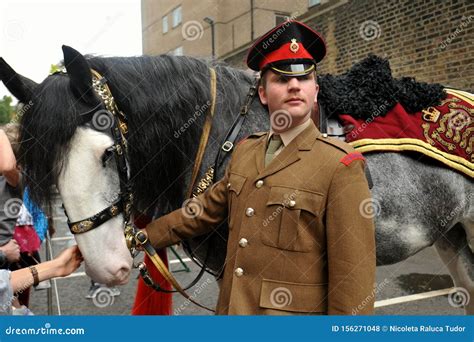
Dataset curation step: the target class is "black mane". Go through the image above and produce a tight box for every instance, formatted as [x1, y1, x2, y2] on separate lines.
[19, 55, 260, 214]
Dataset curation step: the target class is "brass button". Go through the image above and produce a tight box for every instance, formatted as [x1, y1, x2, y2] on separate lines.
[245, 208, 255, 217]
[234, 267, 244, 277]
[239, 238, 248, 248]
[227, 183, 231, 189]
[288, 200, 296, 208]
[255, 180, 264, 188]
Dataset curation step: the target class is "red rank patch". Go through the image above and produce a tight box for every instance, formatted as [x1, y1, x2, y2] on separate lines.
[340, 152, 365, 166]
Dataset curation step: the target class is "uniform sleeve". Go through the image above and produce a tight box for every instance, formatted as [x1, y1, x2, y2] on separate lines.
[325, 159, 376, 315]
[146, 164, 231, 249]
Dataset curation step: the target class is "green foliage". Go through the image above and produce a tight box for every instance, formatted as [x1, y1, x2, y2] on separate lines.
[0, 95, 14, 124]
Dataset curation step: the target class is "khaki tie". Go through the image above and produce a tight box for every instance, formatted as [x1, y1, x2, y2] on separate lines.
[265, 134, 283, 167]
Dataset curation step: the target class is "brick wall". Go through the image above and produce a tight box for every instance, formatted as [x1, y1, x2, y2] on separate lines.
[225, 0, 473, 91]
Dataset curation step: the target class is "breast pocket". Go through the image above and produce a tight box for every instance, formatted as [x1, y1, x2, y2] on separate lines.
[227, 172, 247, 229]
[261, 186, 323, 252]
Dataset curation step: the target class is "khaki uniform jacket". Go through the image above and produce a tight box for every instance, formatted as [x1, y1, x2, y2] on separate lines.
[147, 121, 376, 315]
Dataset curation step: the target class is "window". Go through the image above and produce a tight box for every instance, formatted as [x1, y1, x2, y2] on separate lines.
[172, 6, 182, 28]
[162, 16, 168, 34]
[309, 0, 321, 7]
[275, 14, 291, 26]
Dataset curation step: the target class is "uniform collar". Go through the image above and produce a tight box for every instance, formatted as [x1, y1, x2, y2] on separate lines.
[269, 118, 312, 147]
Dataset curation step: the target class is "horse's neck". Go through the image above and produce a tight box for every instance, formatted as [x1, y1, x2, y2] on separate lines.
[96, 57, 214, 212]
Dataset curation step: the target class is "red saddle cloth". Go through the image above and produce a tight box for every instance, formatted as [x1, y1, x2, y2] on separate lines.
[132, 215, 173, 315]
[339, 89, 473, 178]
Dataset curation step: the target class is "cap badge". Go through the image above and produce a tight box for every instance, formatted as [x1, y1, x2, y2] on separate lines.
[290, 38, 299, 53]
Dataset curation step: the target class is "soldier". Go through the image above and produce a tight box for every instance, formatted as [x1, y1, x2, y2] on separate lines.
[145, 20, 376, 315]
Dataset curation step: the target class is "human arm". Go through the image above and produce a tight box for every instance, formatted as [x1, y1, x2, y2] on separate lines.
[9, 245, 83, 293]
[325, 159, 376, 315]
[0, 129, 20, 187]
[145, 166, 231, 249]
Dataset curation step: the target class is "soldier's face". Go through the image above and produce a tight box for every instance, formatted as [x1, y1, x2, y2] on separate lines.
[258, 70, 319, 132]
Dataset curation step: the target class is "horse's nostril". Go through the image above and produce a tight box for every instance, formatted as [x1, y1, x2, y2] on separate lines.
[116, 265, 131, 280]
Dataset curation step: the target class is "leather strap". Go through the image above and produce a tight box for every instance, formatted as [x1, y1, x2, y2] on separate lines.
[186, 67, 217, 199]
[135, 231, 214, 312]
[29, 266, 39, 286]
[212, 77, 259, 181]
[68, 198, 123, 234]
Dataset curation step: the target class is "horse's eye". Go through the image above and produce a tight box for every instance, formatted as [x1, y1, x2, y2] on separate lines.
[101, 147, 115, 167]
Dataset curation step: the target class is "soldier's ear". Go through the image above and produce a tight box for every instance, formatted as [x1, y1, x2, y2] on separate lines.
[258, 84, 268, 105]
[314, 83, 320, 105]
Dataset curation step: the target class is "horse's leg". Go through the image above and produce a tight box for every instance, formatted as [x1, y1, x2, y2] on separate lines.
[435, 222, 474, 314]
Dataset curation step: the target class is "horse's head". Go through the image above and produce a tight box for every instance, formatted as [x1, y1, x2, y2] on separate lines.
[0, 47, 132, 285]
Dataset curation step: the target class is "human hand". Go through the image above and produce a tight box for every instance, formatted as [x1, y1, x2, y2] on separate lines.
[0, 239, 20, 263]
[53, 245, 83, 277]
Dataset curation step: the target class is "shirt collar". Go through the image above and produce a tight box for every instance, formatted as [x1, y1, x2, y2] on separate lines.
[269, 119, 311, 147]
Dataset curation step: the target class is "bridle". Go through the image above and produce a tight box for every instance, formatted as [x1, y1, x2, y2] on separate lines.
[67, 70, 132, 237]
[60, 66, 258, 312]
[62, 68, 216, 311]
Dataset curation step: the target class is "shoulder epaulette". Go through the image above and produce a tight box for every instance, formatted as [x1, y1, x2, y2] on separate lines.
[237, 132, 267, 146]
[247, 131, 267, 139]
[316, 135, 354, 154]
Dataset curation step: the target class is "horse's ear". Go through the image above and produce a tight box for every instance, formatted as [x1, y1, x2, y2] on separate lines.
[62, 45, 95, 103]
[0, 57, 38, 103]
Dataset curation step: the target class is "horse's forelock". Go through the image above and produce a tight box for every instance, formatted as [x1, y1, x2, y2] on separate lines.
[19, 75, 83, 209]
